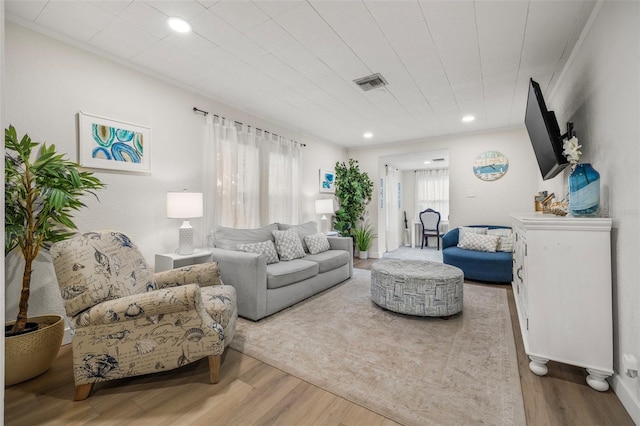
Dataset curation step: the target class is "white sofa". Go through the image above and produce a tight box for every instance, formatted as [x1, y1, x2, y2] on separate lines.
[209, 222, 353, 321]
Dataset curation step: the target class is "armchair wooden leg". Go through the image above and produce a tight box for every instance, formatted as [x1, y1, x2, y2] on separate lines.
[74, 383, 93, 401]
[208, 354, 222, 384]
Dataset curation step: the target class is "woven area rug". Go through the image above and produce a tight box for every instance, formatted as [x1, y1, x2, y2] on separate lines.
[229, 269, 525, 426]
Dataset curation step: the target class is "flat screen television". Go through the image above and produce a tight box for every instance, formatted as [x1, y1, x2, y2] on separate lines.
[524, 78, 568, 180]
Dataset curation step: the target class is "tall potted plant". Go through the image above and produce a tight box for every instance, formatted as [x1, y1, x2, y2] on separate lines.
[333, 159, 373, 238]
[5, 125, 104, 384]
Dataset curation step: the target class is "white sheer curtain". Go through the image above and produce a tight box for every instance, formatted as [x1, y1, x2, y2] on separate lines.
[266, 134, 301, 224]
[385, 165, 400, 251]
[203, 117, 261, 236]
[236, 125, 261, 227]
[203, 116, 236, 241]
[414, 169, 449, 221]
[203, 116, 301, 239]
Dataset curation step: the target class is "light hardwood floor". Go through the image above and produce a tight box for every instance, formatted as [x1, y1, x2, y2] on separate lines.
[4, 258, 634, 425]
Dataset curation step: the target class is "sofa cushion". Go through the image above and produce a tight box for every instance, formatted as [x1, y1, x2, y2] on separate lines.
[266, 259, 319, 289]
[237, 240, 279, 264]
[50, 230, 155, 317]
[443, 246, 513, 283]
[488, 228, 514, 252]
[304, 233, 331, 254]
[304, 250, 350, 273]
[458, 233, 499, 252]
[214, 223, 278, 250]
[272, 228, 306, 261]
[278, 221, 318, 252]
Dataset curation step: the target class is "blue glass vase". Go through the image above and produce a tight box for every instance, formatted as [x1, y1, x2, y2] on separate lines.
[568, 163, 600, 216]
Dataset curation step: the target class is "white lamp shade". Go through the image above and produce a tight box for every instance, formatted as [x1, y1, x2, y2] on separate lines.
[315, 198, 336, 215]
[166, 192, 203, 219]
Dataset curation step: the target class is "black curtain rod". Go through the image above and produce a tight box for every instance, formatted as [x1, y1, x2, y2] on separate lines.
[192, 107, 305, 146]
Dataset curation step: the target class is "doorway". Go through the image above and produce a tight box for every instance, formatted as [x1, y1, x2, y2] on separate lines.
[379, 149, 449, 253]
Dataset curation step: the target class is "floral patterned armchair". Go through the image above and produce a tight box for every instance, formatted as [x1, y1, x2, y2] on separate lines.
[50, 230, 237, 400]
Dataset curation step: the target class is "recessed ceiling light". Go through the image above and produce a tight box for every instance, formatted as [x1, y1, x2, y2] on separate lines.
[168, 17, 191, 33]
[462, 115, 475, 123]
[363, 132, 373, 139]
[423, 161, 432, 164]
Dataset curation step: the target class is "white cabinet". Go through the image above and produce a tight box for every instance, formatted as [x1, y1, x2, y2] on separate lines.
[511, 213, 613, 391]
[154, 249, 213, 272]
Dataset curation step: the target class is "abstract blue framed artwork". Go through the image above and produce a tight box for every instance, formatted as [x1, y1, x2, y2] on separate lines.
[78, 112, 151, 173]
[319, 169, 335, 193]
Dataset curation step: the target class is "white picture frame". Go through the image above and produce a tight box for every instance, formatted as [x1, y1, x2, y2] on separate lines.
[319, 169, 335, 193]
[78, 112, 151, 173]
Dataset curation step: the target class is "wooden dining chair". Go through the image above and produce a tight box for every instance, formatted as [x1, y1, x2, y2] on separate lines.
[419, 209, 444, 250]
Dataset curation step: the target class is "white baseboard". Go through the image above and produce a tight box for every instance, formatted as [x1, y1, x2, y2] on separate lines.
[611, 373, 640, 424]
[62, 326, 74, 345]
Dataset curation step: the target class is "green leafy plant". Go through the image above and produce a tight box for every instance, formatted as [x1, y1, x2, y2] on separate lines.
[333, 159, 373, 238]
[5, 125, 105, 336]
[353, 223, 377, 252]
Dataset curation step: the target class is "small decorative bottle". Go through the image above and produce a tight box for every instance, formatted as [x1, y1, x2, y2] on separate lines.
[568, 163, 600, 216]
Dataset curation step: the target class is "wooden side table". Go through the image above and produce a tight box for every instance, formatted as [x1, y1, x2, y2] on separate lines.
[154, 248, 213, 272]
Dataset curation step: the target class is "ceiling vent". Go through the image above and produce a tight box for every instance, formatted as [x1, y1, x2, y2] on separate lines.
[354, 73, 388, 91]
[432, 158, 446, 162]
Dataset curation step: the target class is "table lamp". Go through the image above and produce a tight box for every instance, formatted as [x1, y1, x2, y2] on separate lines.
[166, 191, 203, 255]
[315, 198, 336, 233]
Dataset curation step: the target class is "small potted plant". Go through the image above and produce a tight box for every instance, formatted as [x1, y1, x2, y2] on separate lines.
[353, 223, 376, 260]
[5, 125, 104, 385]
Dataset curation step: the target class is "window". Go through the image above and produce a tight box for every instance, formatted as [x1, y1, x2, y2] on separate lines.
[415, 169, 449, 220]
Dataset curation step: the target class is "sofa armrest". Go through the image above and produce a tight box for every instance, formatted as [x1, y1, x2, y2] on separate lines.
[442, 228, 460, 249]
[328, 236, 353, 278]
[154, 262, 222, 288]
[209, 247, 267, 321]
[73, 284, 205, 327]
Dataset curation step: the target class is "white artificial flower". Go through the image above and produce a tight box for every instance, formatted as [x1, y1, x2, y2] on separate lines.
[562, 136, 582, 169]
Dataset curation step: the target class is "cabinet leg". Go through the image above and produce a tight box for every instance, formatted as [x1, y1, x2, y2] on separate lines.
[528, 356, 549, 376]
[586, 368, 611, 391]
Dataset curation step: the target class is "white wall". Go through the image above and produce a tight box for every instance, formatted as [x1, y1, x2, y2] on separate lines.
[300, 141, 346, 225]
[541, 2, 639, 421]
[349, 127, 540, 257]
[1, 2, 6, 415]
[3, 23, 346, 325]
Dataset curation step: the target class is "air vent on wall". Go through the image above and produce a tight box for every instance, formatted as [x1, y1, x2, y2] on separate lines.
[354, 73, 388, 91]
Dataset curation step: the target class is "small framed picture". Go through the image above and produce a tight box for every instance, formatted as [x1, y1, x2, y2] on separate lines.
[319, 169, 335, 193]
[78, 112, 151, 173]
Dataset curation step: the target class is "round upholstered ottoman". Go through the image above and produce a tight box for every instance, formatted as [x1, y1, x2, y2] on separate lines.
[371, 259, 464, 317]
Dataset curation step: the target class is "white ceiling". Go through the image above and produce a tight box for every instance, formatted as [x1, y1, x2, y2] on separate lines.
[5, 0, 595, 148]
[382, 149, 449, 171]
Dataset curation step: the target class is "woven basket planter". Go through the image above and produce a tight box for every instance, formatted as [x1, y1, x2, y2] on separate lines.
[5, 314, 65, 386]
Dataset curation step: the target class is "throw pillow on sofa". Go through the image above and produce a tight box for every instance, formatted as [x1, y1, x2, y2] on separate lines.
[272, 228, 306, 260]
[304, 233, 331, 255]
[458, 226, 488, 244]
[458, 233, 500, 252]
[237, 240, 280, 264]
[487, 228, 514, 252]
[277, 221, 318, 253]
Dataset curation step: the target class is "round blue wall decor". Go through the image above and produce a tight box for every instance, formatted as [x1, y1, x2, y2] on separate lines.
[473, 151, 509, 181]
